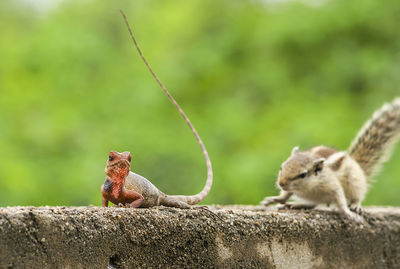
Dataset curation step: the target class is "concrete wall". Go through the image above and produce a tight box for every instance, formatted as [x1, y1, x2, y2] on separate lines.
[1, 206, 400, 268]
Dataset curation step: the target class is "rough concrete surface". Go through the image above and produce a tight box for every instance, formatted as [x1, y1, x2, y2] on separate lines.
[0, 205, 400, 268]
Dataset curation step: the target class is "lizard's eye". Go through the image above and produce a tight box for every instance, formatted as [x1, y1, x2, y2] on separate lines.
[108, 155, 114, 161]
[128, 154, 132, 162]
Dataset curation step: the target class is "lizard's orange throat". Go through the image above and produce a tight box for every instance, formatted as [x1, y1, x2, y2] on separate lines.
[108, 175, 128, 199]
[106, 162, 130, 199]
[110, 181, 124, 199]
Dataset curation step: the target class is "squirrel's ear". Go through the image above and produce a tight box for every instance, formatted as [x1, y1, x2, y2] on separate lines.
[291, 146, 299, 156]
[312, 158, 325, 175]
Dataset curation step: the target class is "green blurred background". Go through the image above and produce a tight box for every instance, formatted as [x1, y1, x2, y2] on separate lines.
[1, 0, 400, 207]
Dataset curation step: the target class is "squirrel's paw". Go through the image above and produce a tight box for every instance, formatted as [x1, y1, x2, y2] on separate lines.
[277, 203, 316, 210]
[346, 211, 365, 223]
[276, 203, 292, 210]
[260, 196, 282, 206]
[349, 205, 363, 215]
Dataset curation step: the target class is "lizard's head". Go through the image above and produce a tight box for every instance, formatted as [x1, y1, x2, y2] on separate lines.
[105, 151, 132, 199]
[277, 146, 325, 192]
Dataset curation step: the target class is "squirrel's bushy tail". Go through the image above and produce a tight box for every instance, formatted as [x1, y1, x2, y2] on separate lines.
[349, 98, 400, 178]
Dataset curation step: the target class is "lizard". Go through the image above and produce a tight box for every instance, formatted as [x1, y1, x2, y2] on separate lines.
[101, 11, 213, 211]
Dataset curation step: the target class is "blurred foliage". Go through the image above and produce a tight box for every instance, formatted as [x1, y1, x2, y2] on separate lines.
[0, 0, 400, 207]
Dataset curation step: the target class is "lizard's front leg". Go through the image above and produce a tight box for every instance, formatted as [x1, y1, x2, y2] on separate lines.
[123, 189, 144, 208]
[101, 185, 109, 207]
[102, 196, 109, 207]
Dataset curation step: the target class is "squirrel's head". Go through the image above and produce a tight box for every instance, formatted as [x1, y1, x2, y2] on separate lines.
[277, 146, 325, 191]
[105, 151, 132, 198]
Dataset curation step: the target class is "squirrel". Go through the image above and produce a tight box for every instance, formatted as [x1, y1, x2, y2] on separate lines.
[100, 11, 213, 210]
[261, 98, 400, 221]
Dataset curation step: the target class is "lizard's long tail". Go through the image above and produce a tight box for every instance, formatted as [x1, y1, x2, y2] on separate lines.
[348, 97, 400, 179]
[120, 10, 212, 205]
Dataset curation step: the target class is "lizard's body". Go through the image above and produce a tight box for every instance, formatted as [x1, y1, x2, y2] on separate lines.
[124, 172, 204, 208]
[101, 151, 210, 209]
[124, 172, 161, 207]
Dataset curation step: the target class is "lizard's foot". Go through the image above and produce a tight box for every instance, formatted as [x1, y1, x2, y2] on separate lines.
[278, 203, 316, 210]
[260, 196, 284, 207]
[193, 206, 223, 221]
[160, 197, 191, 209]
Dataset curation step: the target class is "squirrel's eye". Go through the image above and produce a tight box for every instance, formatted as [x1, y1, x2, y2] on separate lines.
[299, 172, 307, 179]
[108, 155, 114, 161]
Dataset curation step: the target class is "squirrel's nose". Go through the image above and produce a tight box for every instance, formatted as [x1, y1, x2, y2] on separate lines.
[279, 180, 287, 188]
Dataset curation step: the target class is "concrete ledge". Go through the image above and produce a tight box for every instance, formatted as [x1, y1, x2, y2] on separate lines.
[1, 206, 400, 268]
